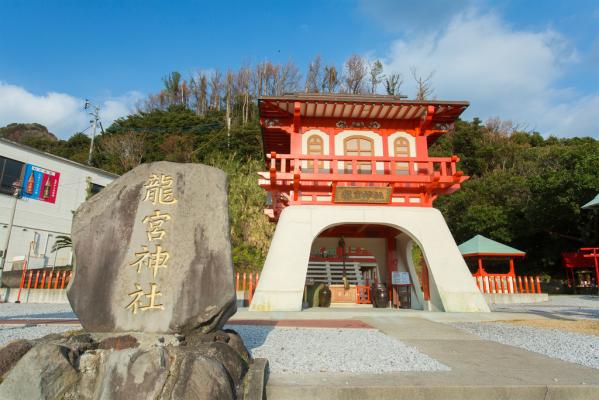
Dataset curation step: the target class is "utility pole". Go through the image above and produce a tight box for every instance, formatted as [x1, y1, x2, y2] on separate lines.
[85, 100, 101, 166]
[0, 181, 22, 287]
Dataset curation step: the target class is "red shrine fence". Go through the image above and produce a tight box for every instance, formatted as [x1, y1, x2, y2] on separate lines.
[260, 152, 467, 208]
[473, 274, 542, 295]
[236, 272, 260, 305]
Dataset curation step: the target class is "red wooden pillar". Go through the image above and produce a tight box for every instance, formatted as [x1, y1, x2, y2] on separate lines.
[508, 258, 515, 277]
[477, 258, 485, 275]
[593, 249, 599, 290]
[248, 272, 254, 305]
[422, 265, 430, 301]
[386, 234, 397, 305]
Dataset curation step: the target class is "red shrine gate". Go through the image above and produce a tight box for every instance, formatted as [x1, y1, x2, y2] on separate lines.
[250, 94, 489, 312]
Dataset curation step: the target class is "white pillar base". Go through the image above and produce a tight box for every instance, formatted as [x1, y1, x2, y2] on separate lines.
[249, 205, 489, 313]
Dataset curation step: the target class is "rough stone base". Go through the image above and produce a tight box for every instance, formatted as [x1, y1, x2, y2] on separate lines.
[0, 329, 268, 400]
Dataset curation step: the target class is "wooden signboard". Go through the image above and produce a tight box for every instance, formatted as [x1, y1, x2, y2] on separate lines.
[334, 186, 392, 204]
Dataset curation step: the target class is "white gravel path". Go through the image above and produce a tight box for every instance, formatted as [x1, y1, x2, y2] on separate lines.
[0, 324, 76, 346]
[0, 303, 75, 319]
[452, 322, 599, 369]
[228, 325, 449, 374]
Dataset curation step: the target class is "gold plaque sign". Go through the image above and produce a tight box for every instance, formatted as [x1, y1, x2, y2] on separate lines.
[334, 186, 392, 204]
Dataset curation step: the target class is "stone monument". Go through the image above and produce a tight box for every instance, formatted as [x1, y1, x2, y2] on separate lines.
[0, 162, 268, 400]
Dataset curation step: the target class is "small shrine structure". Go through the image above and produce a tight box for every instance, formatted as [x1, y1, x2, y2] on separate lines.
[458, 235, 542, 295]
[249, 93, 489, 312]
[562, 193, 599, 294]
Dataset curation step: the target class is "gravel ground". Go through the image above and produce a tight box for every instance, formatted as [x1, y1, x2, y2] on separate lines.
[0, 324, 77, 346]
[228, 325, 449, 374]
[0, 303, 78, 346]
[491, 295, 599, 320]
[0, 303, 75, 319]
[453, 322, 599, 369]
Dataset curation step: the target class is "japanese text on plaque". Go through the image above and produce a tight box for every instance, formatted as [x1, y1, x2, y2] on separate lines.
[126, 174, 177, 314]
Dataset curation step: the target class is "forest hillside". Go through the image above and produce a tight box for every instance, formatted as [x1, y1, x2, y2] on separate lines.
[5, 55, 598, 277]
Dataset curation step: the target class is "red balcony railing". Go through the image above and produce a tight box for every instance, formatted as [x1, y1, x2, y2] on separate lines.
[258, 152, 468, 215]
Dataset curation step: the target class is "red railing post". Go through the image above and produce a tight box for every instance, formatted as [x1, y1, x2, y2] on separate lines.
[236, 272, 240, 292]
[248, 272, 254, 305]
[518, 276, 523, 293]
[60, 271, 67, 289]
[40, 271, 46, 288]
[536, 277, 542, 294]
[27, 271, 33, 289]
[46, 272, 53, 289]
[16, 260, 28, 303]
[54, 273, 60, 289]
[242, 272, 246, 293]
[530, 276, 536, 294]
[524, 276, 530, 293]
[34, 270, 40, 289]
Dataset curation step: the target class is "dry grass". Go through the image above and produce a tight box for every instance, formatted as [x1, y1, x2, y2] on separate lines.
[498, 319, 599, 337]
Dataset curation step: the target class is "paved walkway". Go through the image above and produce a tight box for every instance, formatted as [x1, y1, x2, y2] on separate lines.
[2, 298, 599, 399]
[265, 315, 599, 399]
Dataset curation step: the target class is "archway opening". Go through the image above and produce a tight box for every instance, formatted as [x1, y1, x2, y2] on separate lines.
[304, 223, 430, 309]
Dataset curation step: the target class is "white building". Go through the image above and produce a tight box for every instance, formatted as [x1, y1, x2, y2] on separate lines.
[0, 138, 117, 271]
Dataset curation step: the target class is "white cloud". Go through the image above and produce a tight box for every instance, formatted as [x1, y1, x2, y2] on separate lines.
[381, 11, 598, 137]
[0, 82, 143, 139]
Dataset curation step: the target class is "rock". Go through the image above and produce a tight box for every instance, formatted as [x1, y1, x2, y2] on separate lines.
[0, 343, 79, 400]
[197, 341, 248, 386]
[0, 331, 268, 400]
[242, 359, 269, 400]
[93, 348, 171, 400]
[0, 340, 33, 379]
[225, 329, 251, 364]
[0, 122, 58, 143]
[68, 161, 237, 334]
[98, 334, 139, 350]
[170, 355, 234, 400]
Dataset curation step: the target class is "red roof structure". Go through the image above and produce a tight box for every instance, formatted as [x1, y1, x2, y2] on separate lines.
[257, 93, 470, 220]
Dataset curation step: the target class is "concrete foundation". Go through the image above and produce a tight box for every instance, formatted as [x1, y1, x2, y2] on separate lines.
[250, 205, 490, 312]
[484, 293, 549, 304]
[0, 288, 68, 303]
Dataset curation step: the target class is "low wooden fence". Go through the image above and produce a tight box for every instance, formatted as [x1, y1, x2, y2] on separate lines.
[236, 272, 260, 305]
[473, 275, 542, 294]
[19, 268, 72, 291]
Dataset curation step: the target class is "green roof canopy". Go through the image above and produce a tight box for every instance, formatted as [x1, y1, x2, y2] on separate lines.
[582, 193, 599, 210]
[458, 235, 525, 257]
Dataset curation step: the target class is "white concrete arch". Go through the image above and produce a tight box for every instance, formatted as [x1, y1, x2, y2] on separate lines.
[249, 205, 490, 313]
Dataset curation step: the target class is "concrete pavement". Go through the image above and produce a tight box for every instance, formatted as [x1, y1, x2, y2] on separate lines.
[235, 309, 599, 399]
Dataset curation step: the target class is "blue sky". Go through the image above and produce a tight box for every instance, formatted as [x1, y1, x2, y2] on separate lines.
[1, 0, 598, 138]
